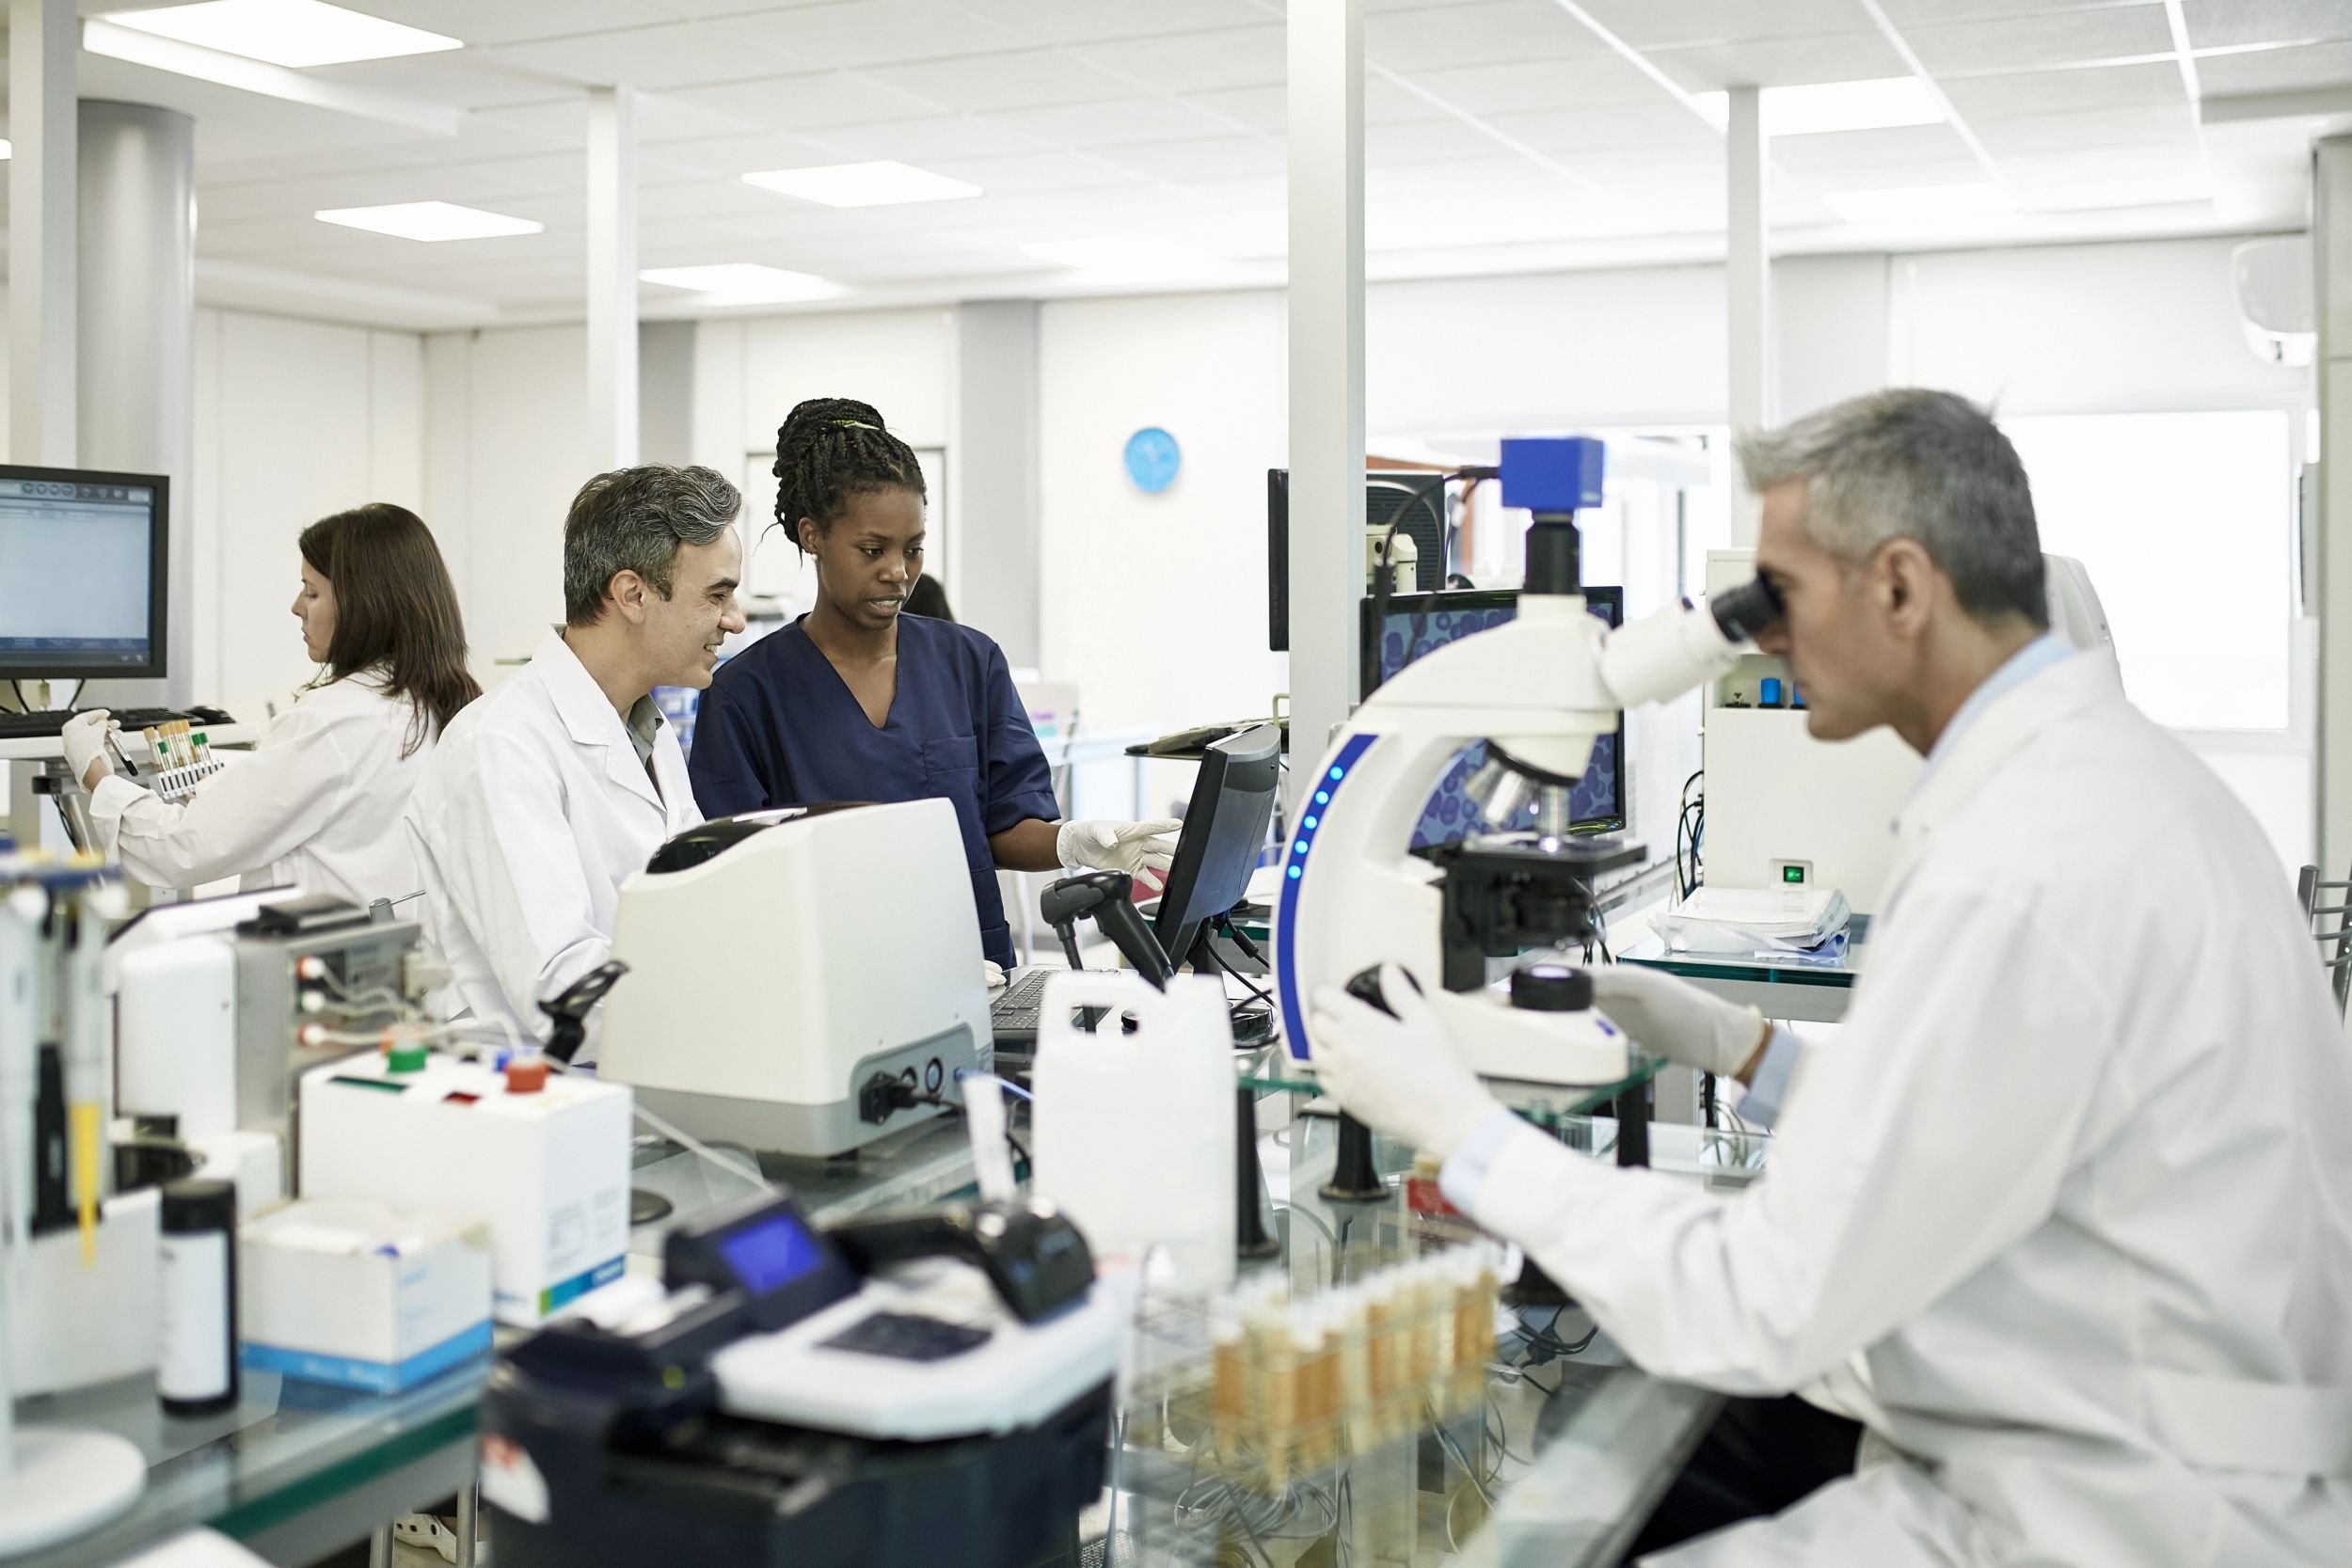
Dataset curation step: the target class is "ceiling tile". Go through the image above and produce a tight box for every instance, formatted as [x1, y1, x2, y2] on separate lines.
[1762, 122, 1978, 169]
[1366, 117, 1531, 165]
[478, 91, 764, 143]
[1067, 24, 1290, 94]
[1366, 156, 1570, 199]
[1396, 53, 1680, 115]
[1182, 76, 1449, 135]
[707, 2, 1031, 69]
[1903, 6, 2177, 74]
[1646, 31, 1911, 88]
[950, 0, 1278, 43]
[347, 0, 677, 47]
[922, 149, 1152, 193]
[660, 71, 953, 131]
[633, 129, 870, 172]
[2197, 39, 2352, 92]
[1572, 0, 1877, 48]
[1100, 136, 1288, 180]
[1967, 100, 2199, 152]
[1482, 102, 1724, 153]
[306, 50, 564, 109]
[2183, 0, 2352, 50]
[860, 50, 1135, 113]
[983, 96, 1236, 149]
[481, 21, 812, 91]
[803, 114, 1062, 161]
[1879, 0, 2155, 19]
[1365, 1, 1617, 71]
[1939, 58, 2187, 119]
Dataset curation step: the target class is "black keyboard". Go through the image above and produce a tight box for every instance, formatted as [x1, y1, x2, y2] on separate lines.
[820, 1310, 992, 1362]
[989, 969, 1055, 1045]
[0, 705, 238, 740]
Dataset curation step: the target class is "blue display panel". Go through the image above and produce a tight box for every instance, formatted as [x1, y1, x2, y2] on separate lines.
[718, 1212, 826, 1297]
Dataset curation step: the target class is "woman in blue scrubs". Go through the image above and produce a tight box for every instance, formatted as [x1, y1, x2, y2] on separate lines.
[688, 397, 1179, 971]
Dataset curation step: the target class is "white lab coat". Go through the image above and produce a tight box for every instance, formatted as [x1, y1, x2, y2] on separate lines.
[87, 670, 437, 909]
[1463, 649, 2352, 1566]
[405, 630, 699, 1061]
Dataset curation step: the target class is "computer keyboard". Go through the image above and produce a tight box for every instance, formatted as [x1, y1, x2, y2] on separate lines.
[989, 969, 1055, 1045]
[0, 705, 237, 740]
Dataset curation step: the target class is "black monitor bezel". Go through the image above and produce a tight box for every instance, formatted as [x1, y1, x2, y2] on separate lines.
[1154, 722, 1282, 972]
[0, 463, 170, 682]
[1358, 586, 1628, 832]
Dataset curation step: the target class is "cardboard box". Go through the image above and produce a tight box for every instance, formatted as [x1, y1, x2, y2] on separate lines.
[298, 1052, 631, 1325]
[240, 1199, 492, 1392]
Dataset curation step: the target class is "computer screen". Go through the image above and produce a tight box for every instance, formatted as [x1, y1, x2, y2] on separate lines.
[1154, 722, 1282, 971]
[1266, 469, 1447, 652]
[0, 466, 168, 679]
[1359, 587, 1625, 843]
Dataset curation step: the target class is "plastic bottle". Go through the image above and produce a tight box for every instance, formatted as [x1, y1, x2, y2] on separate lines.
[158, 1179, 239, 1416]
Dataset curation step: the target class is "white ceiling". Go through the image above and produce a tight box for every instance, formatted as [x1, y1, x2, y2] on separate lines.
[6, 0, 2348, 327]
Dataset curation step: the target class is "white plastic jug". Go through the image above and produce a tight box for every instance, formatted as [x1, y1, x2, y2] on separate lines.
[1029, 970, 1236, 1291]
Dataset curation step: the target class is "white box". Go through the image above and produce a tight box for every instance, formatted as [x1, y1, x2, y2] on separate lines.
[240, 1198, 492, 1392]
[298, 1052, 631, 1325]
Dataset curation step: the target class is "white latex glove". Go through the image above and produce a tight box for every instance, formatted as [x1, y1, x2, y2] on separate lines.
[1057, 817, 1182, 879]
[1308, 963, 1501, 1162]
[982, 959, 1007, 992]
[1589, 964, 1768, 1077]
[60, 709, 120, 792]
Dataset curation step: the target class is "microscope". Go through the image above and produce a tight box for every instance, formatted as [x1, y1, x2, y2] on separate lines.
[1273, 437, 1782, 1087]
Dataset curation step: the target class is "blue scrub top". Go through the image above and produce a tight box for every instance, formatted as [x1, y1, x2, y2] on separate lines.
[687, 614, 1059, 969]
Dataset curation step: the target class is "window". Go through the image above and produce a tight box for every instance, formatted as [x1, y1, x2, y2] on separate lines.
[1999, 410, 2293, 731]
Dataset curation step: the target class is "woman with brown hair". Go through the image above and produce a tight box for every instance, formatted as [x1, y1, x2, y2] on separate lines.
[60, 502, 479, 906]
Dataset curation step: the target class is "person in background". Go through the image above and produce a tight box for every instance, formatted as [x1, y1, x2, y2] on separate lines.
[61, 502, 476, 908]
[405, 465, 744, 1063]
[903, 574, 953, 622]
[687, 397, 1177, 975]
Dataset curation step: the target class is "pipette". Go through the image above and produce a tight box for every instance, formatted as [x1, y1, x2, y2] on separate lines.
[0, 877, 45, 1263]
[61, 872, 116, 1265]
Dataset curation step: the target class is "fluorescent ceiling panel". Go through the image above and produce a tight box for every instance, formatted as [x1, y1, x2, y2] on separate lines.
[640, 263, 839, 303]
[1824, 182, 2012, 225]
[102, 0, 462, 68]
[0, 141, 10, 160]
[1696, 77, 1945, 135]
[741, 160, 982, 208]
[314, 201, 542, 241]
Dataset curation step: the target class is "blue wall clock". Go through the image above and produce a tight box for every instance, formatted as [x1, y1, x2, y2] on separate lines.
[1123, 426, 1182, 494]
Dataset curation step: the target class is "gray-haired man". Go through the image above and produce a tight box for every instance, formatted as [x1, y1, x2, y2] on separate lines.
[1310, 390, 2352, 1565]
[406, 465, 746, 1063]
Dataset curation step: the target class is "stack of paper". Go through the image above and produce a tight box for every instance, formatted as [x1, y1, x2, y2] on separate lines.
[1657, 885, 1851, 956]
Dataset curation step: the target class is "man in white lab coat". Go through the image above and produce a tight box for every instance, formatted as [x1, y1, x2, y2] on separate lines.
[406, 465, 746, 1064]
[1310, 388, 2352, 1566]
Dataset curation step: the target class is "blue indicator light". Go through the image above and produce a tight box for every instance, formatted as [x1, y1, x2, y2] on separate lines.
[1288, 865, 1301, 879]
[1295, 840, 1310, 854]
[1328, 767, 1343, 781]
[1314, 790, 1329, 804]
[1302, 816, 1317, 829]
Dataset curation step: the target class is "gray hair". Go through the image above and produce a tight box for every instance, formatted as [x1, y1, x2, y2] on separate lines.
[563, 464, 741, 626]
[1736, 388, 2047, 628]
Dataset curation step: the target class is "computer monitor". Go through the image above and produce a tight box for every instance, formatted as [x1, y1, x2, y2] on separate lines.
[0, 465, 169, 680]
[1266, 469, 1447, 651]
[1153, 722, 1283, 971]
[1359, 586, 1625, 842]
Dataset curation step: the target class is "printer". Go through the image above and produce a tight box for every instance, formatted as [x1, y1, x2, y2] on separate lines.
[481, 1188, 1120, 1568]
[599, 800, 993, 1158]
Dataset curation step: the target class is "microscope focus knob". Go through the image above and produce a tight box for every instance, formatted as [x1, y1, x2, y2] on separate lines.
[1510, 963, 1592, 1012]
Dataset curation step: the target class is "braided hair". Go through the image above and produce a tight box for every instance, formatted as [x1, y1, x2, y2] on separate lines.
[771, 397, 928, 557]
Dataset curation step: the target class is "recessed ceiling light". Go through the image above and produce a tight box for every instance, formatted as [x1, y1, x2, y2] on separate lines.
[1021, 237, 1217, 274]
[639, 263, 839, 304]
[314, 201, 541, 242]
[0, 141, 11, 161]
[741, 161, 982, 209]
[1695, 77, 1945, 137]
[103, 0, 462, 68]
[1823, 182, 2012, 226]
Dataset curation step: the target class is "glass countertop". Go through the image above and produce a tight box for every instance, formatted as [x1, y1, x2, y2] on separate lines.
[1615, 913, 1870, 988]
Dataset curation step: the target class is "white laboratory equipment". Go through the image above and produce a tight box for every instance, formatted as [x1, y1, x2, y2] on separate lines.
[599, 800, 993, 1159]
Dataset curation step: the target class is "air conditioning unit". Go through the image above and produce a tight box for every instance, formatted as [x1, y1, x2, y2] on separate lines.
[2233, 236, 2314, 368]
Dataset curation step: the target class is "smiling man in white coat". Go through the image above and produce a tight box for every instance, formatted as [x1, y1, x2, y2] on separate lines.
[406, 464, 745, 1065]
[1310, 389, 2352, 1566]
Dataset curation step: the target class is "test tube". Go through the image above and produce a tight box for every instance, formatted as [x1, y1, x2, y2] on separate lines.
[192, 731, 213, 768]
[142, 727, 163, 771]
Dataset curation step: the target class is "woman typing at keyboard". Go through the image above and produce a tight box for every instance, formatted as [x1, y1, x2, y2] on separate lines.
[686, 397, 1179, 976]
[58, 503, 478, 908]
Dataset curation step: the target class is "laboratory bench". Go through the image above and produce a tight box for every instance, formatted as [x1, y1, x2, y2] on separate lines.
[24, 1057, 1756, 1568]
[1615, 913, 1870, 1024]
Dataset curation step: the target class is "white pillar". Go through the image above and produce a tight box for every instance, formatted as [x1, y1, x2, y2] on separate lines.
[78, 101, 194, 706]
[1725, 85, 1771, 546]
[9, 0, 78, 467]
[2314, 137, 2352, 880]
[1286, 0, 1366, 808]
[586, 86, 639, 470]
